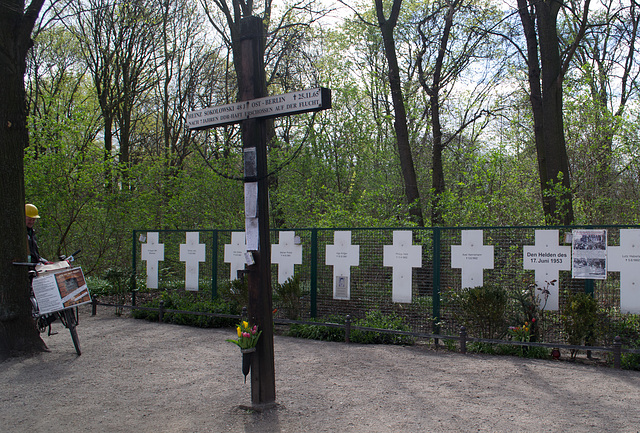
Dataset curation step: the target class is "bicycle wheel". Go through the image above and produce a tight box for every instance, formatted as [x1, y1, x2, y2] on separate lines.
[63, 309, 81, 356]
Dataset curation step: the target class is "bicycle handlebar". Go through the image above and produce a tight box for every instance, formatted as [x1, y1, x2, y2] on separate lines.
[13, 249, 81, 268]
[12, 262, 38, 267]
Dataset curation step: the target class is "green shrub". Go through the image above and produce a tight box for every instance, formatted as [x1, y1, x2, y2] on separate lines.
[620, 352, 640, 371]
[273, 275, 303, 319]
[131, 290, 239, 328]
[103, 267, 134, 315]
[451, 284, 509, 339]
[351, 311, 415, 345]
[509, 282, 546, 341]
[288, 315, 346, 342]
[217, 277, 249, 311]
[603, 312, 640, 370]
[468, 342, 550, 359]
[560, 291, 598, 360]
[287, 311, 415, 345]
[85, 276, 112, 297]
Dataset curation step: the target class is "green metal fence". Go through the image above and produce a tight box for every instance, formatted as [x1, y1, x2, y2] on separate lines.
[131, 225, 640, 348]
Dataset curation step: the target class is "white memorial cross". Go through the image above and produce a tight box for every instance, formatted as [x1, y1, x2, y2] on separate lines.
[383, 231, 422, 303]
[271, 231, 303, 284]
[326, 231, 360, 300]
[523, 230, 571, 311]
[224, 232, 247, 281]
[179, 232, 206, 291]
[451, 230, 494, 288]
[141, 232, 165, 289]
[608, 229, 640, 313]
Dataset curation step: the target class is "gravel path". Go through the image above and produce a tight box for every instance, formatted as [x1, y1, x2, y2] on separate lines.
[2, 306, 640, 432]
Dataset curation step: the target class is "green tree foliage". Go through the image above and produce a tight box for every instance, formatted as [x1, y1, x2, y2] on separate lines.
[563, 0, 640, 224]
[19, 0, 640, 282]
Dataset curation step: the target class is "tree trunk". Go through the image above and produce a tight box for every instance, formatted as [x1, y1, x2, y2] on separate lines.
[0, 0, 47, 360]
[518, 0, 575, 224]
[376, 0, 424, 226]
[425, 0, 458, 226]
[430, 92, 445, 225]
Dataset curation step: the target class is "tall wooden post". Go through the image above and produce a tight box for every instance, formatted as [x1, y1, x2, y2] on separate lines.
[187, 15, 329, 409]
[236, 16, 276, 408]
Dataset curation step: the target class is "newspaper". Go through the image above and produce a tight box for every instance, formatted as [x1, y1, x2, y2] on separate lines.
[572, 229, 607, 279]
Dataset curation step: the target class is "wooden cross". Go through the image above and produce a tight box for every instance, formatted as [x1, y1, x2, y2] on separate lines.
[186, 16, 331, 408]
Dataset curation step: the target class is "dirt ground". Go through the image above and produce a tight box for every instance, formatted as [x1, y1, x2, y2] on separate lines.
[2, 306, 640, 433]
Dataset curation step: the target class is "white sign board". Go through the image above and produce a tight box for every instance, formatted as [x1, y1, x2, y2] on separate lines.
[272, 231, 303, 284]
[32, 267, 91, 315]
[451, 230, 494, 288]
[179, 232, 206, 291]
[224, 232, 247, 281]
[523, 230, 571, 310]
[326, 231, 360, 300]
[608, 229, 640, 313]
[383, 231, 422, 303]
[244, 182, 259, 251]
[187, 88, 331, 130]
[141, 232, 164, 289]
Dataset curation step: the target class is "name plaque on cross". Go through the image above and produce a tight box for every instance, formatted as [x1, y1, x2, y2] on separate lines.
[224, 232, 247, 281]
[187, 88, 331, 130]
[383, 231, 422, 303]
[141, 232, 165, 289]
[451, 230, 494, 288]
[523, 230, 571, 311]
[608, 229, 640, 313]
[271, 231, 303, 284]
[326, 231, 360, 300]
[179, 232, 206, 291]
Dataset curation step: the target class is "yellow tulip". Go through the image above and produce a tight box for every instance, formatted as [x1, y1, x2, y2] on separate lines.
[236, 326, 242, 337]
[242, 321, 249, 329]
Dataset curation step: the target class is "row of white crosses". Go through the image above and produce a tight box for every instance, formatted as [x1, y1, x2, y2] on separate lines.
[452, 229, 640, 313]
[141, 230, 422, 303]
[140, 228, 640, 313]
[140, 232, 207, 291]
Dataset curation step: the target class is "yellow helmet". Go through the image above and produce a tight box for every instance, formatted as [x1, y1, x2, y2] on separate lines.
[25, 203, 40, 219]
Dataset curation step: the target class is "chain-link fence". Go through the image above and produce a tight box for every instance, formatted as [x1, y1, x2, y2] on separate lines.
[131, 225, 640, 348]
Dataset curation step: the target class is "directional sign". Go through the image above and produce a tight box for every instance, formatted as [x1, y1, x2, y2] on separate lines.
[187, 87, 331, 130]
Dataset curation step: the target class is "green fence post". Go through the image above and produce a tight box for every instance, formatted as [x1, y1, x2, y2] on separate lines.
[211, 230, 218, 300]
[432, 227, 441, 335]
[584, 279, 594, 297]
[131, 230, 138, 302]
[310, 228, 318, 318]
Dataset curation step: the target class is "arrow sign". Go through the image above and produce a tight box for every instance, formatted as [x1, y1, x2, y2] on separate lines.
[187, 87, 331, 130]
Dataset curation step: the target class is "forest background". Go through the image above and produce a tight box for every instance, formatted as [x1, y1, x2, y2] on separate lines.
[23, 0, 640, 278]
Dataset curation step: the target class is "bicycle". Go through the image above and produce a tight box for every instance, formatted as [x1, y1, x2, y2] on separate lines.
[14, 250, 88, 356]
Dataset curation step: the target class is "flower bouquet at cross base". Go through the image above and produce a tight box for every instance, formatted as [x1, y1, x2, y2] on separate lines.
[226, 321, 262, 351]
[508, 318, 535, 342]
[227, 321, 262, 383]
